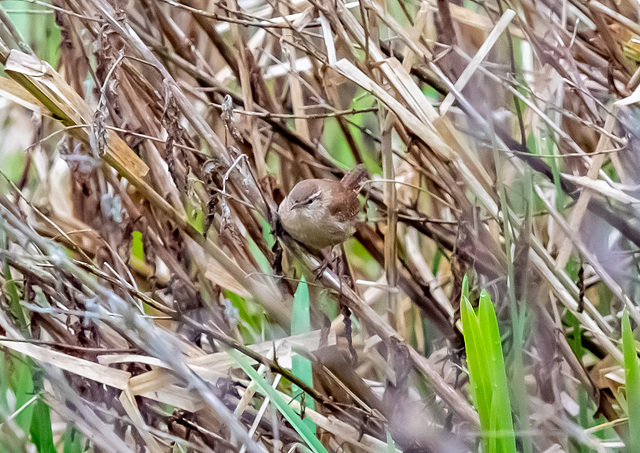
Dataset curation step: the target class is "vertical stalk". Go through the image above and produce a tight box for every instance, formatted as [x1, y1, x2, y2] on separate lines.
[491, 128, 532, 453]
[381, 109, 398, 328]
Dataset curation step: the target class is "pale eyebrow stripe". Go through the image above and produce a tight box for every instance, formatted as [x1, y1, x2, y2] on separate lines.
[292, 191, 322, 207]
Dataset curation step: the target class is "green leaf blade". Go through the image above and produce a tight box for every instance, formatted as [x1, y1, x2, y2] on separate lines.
[291, 277, 315, 433]
[622, 309, 640, 452]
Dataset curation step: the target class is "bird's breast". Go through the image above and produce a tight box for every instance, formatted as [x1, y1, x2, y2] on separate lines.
[279, 204, 355, 249]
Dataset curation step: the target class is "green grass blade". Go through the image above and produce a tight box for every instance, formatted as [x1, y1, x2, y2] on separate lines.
[30, 399, 55, 453]
[1, 259, 27, 333]
[489, 390, 499, 453]
[478, 291, 509, 395]
[622, 309, 640, 451]
[462, 274, 469, 300]
[11, 358, 36, 433]
[386, 430, 396, 453]
[462, 287, 516, 453]
[478, 291, 517, 453]
[461, 294, 491, 431]
[62, 425, 83, 453]
[291, 276, 315, 432]
[229, 349, 328, 453]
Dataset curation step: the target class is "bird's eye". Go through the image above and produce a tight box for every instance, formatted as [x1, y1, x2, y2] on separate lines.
[305, 198, 314, 205]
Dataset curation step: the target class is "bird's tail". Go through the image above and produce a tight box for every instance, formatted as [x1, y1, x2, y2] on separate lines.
[340, 165, 367, 191]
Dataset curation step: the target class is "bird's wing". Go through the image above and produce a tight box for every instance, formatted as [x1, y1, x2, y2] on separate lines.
[330, 189, 360, 221]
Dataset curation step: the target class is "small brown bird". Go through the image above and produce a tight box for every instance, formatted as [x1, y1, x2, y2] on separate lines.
[278, 167, 367, 250]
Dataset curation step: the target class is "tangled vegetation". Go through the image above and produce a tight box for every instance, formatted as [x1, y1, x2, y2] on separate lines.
[0, 0, 640, 451]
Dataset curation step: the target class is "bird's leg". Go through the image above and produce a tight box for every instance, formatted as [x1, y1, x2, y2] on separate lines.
[337, 245, 355, 289]
[335, 246, 357, 364]
[313, 246, 338, 279]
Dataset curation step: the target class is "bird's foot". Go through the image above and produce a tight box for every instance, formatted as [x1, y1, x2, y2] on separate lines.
[313, 248, 338, 279]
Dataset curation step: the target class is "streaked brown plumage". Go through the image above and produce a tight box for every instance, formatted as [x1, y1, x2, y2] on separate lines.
[278, 168, 366, 249]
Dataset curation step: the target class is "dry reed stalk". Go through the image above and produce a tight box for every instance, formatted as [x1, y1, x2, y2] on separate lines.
[1, 0, 640, 451]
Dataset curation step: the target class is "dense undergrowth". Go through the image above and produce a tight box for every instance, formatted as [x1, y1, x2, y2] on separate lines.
[0, 0, 639, 451]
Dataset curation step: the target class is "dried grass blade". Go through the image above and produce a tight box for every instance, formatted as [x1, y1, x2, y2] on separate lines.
[284, 393, 399, 453]
[332, 59, 453, 161]
[555, 112, 618, 267]
[119, 386, 164, 453]
[439, 9, 517, 115]
[0, 338, 131, 389]
[3, 50, 149, 179]
[535, 184, 640, 327]
[0, 76, 49, 114]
